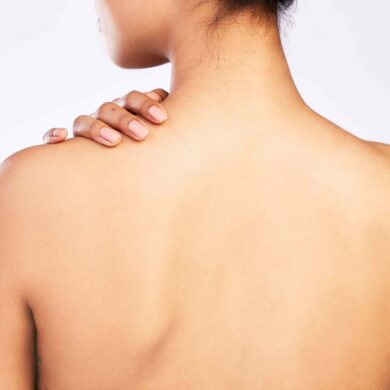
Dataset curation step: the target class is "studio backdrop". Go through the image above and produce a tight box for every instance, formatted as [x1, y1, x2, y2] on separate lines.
[0, 0, 389, 161]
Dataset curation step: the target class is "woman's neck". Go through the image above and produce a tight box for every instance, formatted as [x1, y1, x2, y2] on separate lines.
[164, 10, 307, 125]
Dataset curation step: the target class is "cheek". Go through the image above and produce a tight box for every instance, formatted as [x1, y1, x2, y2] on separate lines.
[100, 1, 135, 48]
[96, 0, 125, 33]
[98, 0, 171, 68]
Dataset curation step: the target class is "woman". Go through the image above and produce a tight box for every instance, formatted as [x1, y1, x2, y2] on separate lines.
[1, 0, 390, 389]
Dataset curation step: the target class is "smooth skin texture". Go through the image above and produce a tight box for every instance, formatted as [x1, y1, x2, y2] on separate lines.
[1, 1, 390, 389]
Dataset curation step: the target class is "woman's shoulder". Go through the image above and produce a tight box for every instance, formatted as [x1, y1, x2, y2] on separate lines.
[0, 138, 90, 196]
[0, 134, 177, 222]
[0, 137, 116, 218]
[0, 136, 138, 189]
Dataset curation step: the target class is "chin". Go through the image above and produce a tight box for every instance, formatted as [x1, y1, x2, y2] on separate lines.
[109, 48, 170, 69]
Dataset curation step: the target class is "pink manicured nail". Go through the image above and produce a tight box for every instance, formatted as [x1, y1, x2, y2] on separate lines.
[100, 127, 121, 144]
[129, 121, 149, 140]
[52, 129, 64, 137]
[148, 106, 167, 122]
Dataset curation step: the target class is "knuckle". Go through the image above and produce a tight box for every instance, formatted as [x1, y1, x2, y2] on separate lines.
[73, 115, 88, 128]
[141, 99, 154, 113]
[154, 88, 168, 96]
[98, 102, 117, 116]
[127, 90, 138, 99]
[124, 90, 139, 105]
[147, 91, 162, 102]
[89, 121, 104, 138]
[118, 112, 132, 129]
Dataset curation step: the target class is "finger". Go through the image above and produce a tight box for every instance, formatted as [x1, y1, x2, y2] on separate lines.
[144, 92, 163, 102]
[73, 115, 122, 147]
[91, 102, 150, 141]
[43, 128, 68, 144]
[147, 88, 169, 102]
[121, 90, 168, 124]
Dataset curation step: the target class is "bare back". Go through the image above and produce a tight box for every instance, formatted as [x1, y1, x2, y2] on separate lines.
[3, 115, 390, 389]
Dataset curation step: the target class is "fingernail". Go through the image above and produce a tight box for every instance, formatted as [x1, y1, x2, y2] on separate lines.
[129, 121, 149, 140]
[148, 106, 167, 122]
[52, 129, 64, 137]
[100, 127, 121, 144]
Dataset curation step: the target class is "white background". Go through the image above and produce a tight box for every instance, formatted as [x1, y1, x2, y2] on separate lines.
[0, 0, 389, 162]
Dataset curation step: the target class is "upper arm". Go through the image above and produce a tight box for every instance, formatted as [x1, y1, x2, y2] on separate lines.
[0, 275, 36, 389]
[0, 141, 102, 389]
[0, 154, 37, 390]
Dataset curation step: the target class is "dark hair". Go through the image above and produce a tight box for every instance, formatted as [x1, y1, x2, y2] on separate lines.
[219, 0, 294, 17]
[194, 0, 294, 35]
[212, 0, 295, 27]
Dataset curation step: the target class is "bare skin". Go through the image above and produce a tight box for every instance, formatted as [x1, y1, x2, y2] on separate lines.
[1, 2, 390, 389]
[1, 106, 390, 390]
